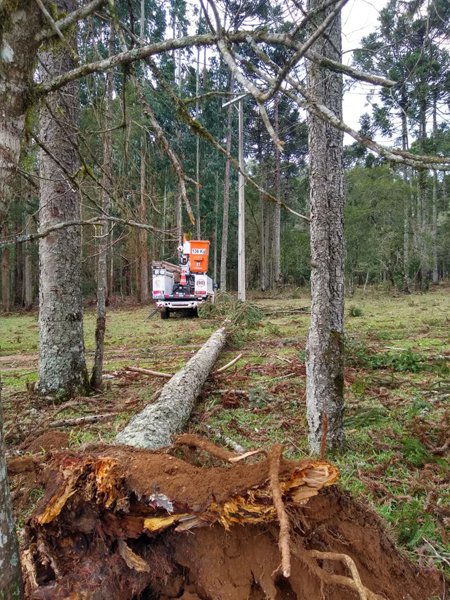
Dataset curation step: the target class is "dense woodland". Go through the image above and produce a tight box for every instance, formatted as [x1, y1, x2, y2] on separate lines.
[1, 0, 450, 596]
[1, 0, 450, 309]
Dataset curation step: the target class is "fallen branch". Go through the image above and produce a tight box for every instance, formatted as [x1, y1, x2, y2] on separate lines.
[214, 353, 243, 374]
[259, 373, 296, 384]
[124, 366, 173, 379]
[204, 424, 246, 454]
[213, 389, 248, 395]
[49, 413, 117, 428]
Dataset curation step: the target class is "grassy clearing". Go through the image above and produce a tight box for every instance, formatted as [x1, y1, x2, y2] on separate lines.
[3, 285, 450, 574]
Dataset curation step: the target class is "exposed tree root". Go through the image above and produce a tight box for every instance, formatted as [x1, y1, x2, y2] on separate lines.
[13, 441, 445, 600]
[293, 547, 385, 600]
[172, 433, 239, 462]
[269, 444, 291, 578]
[173, 433, 266, 463]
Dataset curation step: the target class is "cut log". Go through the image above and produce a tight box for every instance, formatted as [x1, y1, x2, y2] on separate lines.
[115, 326, 227, 449]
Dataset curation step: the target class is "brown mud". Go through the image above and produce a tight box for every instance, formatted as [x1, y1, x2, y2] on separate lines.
[13, 443, 444, 600]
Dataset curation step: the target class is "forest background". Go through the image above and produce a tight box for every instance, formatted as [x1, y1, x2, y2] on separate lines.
[2, 0, 450, 310]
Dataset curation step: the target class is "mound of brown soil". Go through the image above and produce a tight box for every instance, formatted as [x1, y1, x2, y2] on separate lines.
[21, 443, 443, 600]
[24, 431, 70, 454]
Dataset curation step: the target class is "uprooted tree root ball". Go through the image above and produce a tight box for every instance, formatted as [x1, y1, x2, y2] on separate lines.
[16, 442, 444, 600]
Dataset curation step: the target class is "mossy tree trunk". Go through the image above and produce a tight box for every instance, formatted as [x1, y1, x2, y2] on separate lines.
[305, 0, 345, 452]
[37, 0, 89, 397]
[0, 3, 42, 313]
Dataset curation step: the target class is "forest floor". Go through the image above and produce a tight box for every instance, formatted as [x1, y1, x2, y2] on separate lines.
[2, 285, 450, 598]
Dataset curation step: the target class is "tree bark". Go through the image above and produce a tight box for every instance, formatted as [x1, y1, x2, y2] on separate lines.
[37, 0, 89, 397]
[0, 6, 42, 302]
[0, 379, 23, 599]
[220, 74, 234, 291]
[306, 0, 345, 452]
[116, 326, 227, 449]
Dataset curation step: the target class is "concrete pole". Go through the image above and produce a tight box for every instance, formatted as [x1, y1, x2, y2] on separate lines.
[238, 98, 245, 302]
[195, 45, 201, 239]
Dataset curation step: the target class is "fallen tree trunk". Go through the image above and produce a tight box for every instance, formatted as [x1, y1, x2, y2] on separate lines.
[115, 325, 227, 449]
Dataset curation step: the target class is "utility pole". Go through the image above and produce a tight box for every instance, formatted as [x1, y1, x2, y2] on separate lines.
[195, 45, 201, 239]
[222, 93, 246, 301]
[238, 97, 245, 301]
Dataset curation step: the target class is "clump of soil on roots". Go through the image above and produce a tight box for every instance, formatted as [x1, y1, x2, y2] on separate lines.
[17, 441, 444, 600]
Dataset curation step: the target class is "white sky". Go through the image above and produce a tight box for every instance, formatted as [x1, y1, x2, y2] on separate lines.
[341, 0, 388, 142]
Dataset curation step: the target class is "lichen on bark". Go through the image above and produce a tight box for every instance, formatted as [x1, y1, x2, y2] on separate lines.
[36, 0, 89, 398]
[305, 0, 346, 453]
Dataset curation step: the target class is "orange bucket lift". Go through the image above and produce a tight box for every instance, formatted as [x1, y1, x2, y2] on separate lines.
[184, 237, 210, 273]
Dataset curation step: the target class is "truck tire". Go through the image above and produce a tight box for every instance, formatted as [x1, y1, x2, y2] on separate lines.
[161, 308, 170, 320]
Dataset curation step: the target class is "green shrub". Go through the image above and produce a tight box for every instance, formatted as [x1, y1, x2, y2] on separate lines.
[344, 335, 425, 373]
[349, 305, 364, 317]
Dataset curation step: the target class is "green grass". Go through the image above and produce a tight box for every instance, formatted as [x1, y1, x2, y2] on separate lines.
[2, 286, 450, 575]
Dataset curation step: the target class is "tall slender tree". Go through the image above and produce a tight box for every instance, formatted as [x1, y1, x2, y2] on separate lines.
[306, 0, 345, 452]
[37, 0, 89, 396]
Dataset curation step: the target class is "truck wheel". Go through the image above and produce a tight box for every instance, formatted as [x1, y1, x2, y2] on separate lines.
[160, 308, 169, 319]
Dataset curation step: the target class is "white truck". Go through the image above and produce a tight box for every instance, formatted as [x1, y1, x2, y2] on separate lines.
[152, 237, 215, 319]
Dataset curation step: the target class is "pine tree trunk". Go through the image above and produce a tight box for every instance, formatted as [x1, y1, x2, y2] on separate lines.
[443, 175, 447, 212]
[176, 193, 182, 248]
[24, 220, 33, 311]
[401, 113, 411, 293]
[14, 236, 23, 306]
[0, 379, 23, 599]
[257, 121, 265, 291]
[91, 58, 113, 391]
[1, 244, 10, 312]
[116, 326, 227, 449]
[140, 140, 149, 303]
[306, 0, 345, 453]
[265, 180, 273, 290]
[220, 74, 234, 291]
[432, 170, 439, 284]
[37, 0, 89, 397]
[0, 6, 41, 314]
